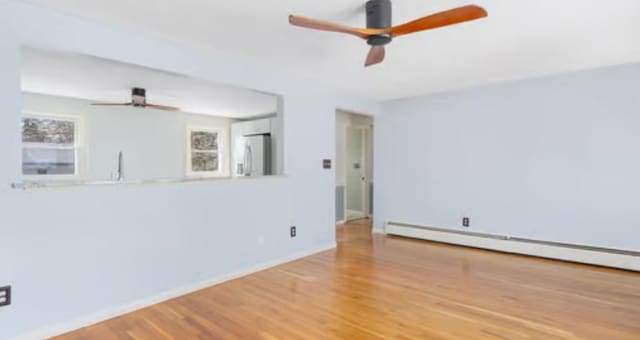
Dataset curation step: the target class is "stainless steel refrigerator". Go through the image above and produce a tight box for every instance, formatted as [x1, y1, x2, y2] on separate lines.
[235, 134, 271, 176]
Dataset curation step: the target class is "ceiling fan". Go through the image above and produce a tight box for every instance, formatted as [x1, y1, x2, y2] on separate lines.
[289, 0, 488, 67]
[91, 87, 180, 112]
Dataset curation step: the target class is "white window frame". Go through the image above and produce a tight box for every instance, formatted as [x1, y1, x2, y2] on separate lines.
[21, 111, 84, 181]
[186, 126, 225, 178]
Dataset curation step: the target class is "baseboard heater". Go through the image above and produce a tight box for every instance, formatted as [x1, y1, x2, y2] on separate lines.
[385, 222, 640, 272]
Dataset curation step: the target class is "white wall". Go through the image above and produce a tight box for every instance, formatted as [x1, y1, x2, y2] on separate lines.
[0, 4, 23, 337]
[0, 1, 381, 338]
[23, 92, 236, 181]
[375, 63, 640, 251]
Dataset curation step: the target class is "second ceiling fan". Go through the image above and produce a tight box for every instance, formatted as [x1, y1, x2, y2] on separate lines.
[289, 0, 488, 67]
[91, 88, 179, 112]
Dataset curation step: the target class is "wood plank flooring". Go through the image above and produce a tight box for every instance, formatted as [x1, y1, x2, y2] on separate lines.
[56, 219, 640, 339]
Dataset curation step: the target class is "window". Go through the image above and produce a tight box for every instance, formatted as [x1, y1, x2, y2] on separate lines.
[22, 115, 79, 178]
[187, 127, 223, 177]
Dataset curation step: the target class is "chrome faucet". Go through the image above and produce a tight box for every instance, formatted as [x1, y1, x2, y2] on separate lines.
[114, 151, 124, 182]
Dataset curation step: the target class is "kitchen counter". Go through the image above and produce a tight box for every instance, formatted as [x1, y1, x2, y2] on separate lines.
[10, 175, 287, 191]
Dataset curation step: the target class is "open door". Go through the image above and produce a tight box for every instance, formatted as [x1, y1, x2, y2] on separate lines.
[346, 126, 367, 221]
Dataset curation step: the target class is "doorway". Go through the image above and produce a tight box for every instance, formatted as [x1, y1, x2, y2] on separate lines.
[346, 126, 367, 221]
[336, 110, 373, 224]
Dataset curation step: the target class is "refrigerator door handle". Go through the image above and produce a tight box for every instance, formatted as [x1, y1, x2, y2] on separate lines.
[243, 145, 249, 176]
[245, 145, 253, 176]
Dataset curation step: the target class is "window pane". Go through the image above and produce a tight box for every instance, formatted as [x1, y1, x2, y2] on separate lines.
[191, 152, 218, 172]
[22, 118, 75, 145]
[191, 131, 218, 151]
[22, 148, 76, 175]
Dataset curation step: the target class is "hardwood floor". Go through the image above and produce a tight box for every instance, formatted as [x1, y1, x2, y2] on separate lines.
[56, 219, 640, 339]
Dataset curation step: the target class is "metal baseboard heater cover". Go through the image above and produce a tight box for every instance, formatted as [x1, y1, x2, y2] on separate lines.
[385, 222, 640, 272]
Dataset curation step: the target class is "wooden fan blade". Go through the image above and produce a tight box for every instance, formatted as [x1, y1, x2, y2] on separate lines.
[390, 5, 488, 37]
[365, 46, 385, 67]
[145, 103, 180, 112]
[91, 102, 133, 106]
[289, 15, 386, 39]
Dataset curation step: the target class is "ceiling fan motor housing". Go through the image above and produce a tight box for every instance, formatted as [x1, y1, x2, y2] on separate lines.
[366, 0, 392, 46]
[132, 87, 147, 107]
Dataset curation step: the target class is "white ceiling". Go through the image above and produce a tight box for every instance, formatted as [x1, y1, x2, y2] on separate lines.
[22, 0, 640, 100]
[21, 48, 278, 118]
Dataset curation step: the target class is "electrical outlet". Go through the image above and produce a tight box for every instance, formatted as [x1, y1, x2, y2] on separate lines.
[290, 226, 297, 238]
[462, 217, 470, 228]
[0, 285, 11, 307]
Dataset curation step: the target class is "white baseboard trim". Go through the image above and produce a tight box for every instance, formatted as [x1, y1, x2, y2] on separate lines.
[15, 242, 337, 340]
[346, 209, 366, 220]
[386, 223, 640, 272]
[336, 219, 346, 225]
[372, 228, 386, 235]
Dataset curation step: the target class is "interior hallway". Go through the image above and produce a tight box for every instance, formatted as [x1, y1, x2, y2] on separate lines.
[56, 219, 640, 339]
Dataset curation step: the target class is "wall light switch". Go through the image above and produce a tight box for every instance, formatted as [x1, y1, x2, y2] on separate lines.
[0, 286, 11, 307]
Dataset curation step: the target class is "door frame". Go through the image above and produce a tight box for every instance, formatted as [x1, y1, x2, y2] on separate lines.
[344, 124, 370, 222]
